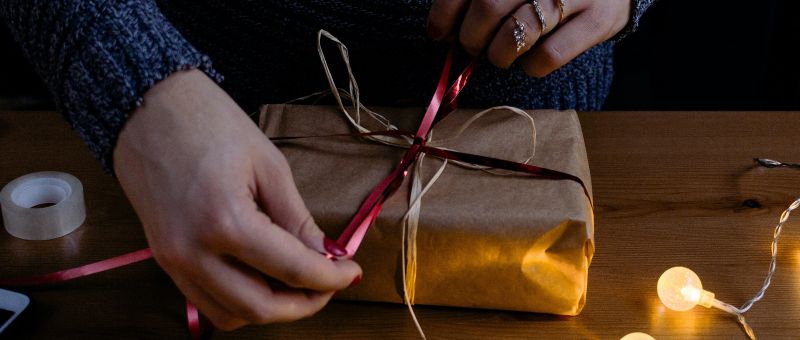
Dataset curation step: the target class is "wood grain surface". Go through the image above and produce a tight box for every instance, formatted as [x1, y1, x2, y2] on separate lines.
[1, 111, 799, 339]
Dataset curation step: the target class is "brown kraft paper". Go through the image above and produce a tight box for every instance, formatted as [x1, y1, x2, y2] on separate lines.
[259, 104, 594, 315]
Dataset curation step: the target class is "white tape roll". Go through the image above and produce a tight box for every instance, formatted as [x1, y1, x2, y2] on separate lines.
[0, 171, 86, 240]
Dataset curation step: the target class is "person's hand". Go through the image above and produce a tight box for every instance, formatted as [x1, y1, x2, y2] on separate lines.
[427, 0, 631, 77]
[113, 69, 361, 330]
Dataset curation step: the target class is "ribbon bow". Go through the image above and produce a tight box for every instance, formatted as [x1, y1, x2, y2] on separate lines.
[299, 30, 591, 339]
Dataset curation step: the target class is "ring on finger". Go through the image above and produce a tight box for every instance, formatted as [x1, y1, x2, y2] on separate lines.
[511, 15, 527, 52]
[556, 0, 566, 23]
[528, 0, 547, 33]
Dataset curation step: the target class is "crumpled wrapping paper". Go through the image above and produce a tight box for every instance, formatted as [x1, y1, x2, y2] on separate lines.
[259, 104, 594, 315]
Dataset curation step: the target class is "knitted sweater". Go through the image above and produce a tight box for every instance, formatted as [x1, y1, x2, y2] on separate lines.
[1, 0, 655, 171]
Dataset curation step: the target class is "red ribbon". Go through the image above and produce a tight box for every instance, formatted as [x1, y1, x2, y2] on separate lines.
[337, 47, 472, 253]
[186, 300, 201, 339]
[0, 248, 202, 338]
[334, 48, 590, 256]
[0, 248, 153, 286]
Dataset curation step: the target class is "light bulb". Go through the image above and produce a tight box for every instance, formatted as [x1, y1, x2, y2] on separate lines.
[620, 332, 655, 340]
[657, 266, 716, 311]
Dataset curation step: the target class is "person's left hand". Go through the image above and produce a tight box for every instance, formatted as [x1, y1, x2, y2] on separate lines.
[427, 0, 631, 77]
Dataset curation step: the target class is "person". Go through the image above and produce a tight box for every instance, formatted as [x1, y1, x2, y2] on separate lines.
[1, 0, 655, 331]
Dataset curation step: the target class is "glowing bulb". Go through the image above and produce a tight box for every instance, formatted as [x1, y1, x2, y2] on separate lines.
[657, 266, 716, 311]
[620, 332, 655, 340]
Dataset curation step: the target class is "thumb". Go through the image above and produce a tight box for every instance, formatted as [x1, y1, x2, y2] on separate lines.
[253, 142, 346, 257]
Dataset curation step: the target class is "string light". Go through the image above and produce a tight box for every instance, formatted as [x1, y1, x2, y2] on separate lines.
[655, 183, 800, 339]
[620, 332, 655, 340]
[657, 267, 717, 312]
[656, 265, 756, 339]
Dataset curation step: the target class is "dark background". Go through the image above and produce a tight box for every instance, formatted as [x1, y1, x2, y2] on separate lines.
[2, 0, 799, 111]
[604, 0, 800, 110]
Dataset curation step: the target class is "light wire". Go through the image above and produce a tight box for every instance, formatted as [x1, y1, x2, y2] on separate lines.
[713, 158, 800, 339]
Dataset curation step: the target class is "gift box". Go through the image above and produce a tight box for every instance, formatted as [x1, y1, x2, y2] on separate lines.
[258, 103, 594, 316]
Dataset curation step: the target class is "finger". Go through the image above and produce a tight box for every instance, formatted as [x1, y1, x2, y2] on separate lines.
[487, 0, 581, 69]
[553, 0, 583, 24]
[486, 4, 541, 68]
[427, 0, 469, 41]
[519, 8, 610, 77]
[172, 276, 248, 331]
[191, 254, 335, 324]
[221, 209, 362, 291]
[458, 0, 525, 55]
[251, 144, 329, 254]
[265, 290, 336, 324]
[529, 0, 564, 35]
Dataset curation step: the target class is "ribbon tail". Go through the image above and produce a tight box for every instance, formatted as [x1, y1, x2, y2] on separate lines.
[402, 155, 450, 304]
[270, 129, 414, 142]
[342, 202, 383, 256]
[0, 248, 153, 286]
[434, 59, 478, 125]
[186, 300, 203, 340]
[403, 156, 423, 306]
[415, 47, 456, 139]
[421, 146, 593, 208]
[400, 154, 447, 340]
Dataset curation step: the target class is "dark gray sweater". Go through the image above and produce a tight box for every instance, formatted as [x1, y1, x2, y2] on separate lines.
[1, 1, 655, 171]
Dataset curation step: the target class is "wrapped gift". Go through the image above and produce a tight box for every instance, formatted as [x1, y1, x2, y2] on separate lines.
[259, 103, 594, 315]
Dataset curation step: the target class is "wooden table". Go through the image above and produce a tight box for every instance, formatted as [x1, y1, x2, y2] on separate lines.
[1, 111, 799, 339]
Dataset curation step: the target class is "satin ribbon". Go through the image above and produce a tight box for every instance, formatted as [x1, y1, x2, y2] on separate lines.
[0, 248, 153, 286]
[0, 248, 202, 338]
[332, 45, 590, 257]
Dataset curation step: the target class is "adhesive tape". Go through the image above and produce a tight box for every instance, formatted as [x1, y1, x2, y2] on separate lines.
[1, 171, 86, 240]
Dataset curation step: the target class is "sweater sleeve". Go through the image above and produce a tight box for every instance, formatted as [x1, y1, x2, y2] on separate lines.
[615, 0, 658, 41]
[0, 0, 222, 172]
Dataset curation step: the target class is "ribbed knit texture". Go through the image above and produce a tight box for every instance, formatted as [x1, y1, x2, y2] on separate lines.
[2, 0, 655, 172]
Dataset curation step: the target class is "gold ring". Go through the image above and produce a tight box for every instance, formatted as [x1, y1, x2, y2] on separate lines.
[557, 0, 566, 23]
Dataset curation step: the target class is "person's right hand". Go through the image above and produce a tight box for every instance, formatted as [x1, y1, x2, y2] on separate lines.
[427, 0, 631, 77]
[113, 69, 362, 330]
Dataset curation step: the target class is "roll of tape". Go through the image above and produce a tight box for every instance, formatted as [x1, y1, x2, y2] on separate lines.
[0, 171, 86, 240]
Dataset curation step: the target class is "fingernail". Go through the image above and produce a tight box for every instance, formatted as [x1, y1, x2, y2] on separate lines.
[324, 237, 348, 257]
[427, 19, 443, 41]
[349, 275, 362, 288]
